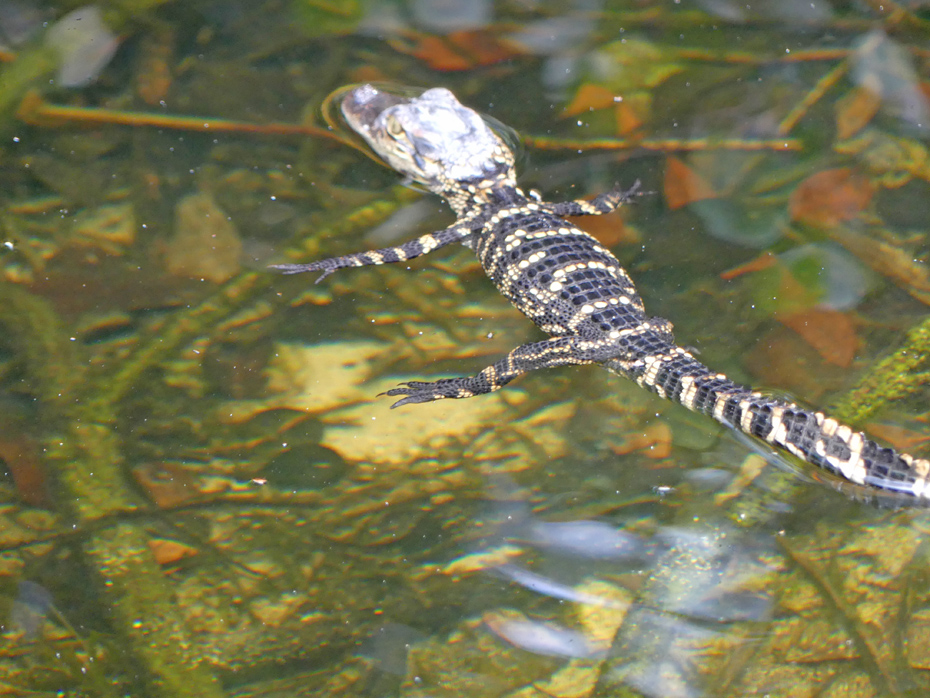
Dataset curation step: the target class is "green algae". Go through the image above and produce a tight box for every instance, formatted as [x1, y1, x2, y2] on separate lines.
[0, 44, 56, 124]
[832, 314, 930, 425]
[0, 184, 421, 695]
[0, 283, 225, 696]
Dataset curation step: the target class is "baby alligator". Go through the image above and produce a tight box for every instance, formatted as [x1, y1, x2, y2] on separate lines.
[274, 84, 930, 501]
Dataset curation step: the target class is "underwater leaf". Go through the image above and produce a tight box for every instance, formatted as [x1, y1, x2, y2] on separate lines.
[562, 82, 616, 116]
[165, 192, 241, 283]
[864, 422, 930, 453]
[779, 243, 871, 311]
[446, 30, 523, 67]
[851, 29, 930, 132]
[737, 246, 867, 364]
[789, 168, 874, 227]
[781, 308, 859, 368]
[746, 243, 869, 319]
[45, 6, 119, 88]
[0, 436, 48, 506]
[398, 33, 472, 70]
[835, 86, 881, 140]
[746, 260, 819, 317]
[347, 64, 391, 84]
[562, 84, 649, 134]
[291, 0, 368, 37]
[136, 25, 174, 106]
[592, 37, 684, 92]
[389, 29, 523, 71]
[148, 538, 199, 566]
[132, 462, 202, 508]
[611, 422, 673, 460]
[745, 327, 839, 401]
[394, 33, 472, 70]
[720, 251, 778, 280]
[615, 92, 650, 135]
[691, 198, 786, 248]
[568, 208, 638, 247]
[664, 156, 718, 210]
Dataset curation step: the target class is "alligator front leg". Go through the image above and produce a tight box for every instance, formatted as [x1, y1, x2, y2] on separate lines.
[540, 180, 641, 218]
[271, 224, 475, 282]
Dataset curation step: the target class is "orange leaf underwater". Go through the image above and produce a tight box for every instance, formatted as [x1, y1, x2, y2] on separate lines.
[835, 86, 881, 140]
[664, 156, 718, 210]
[780, 308, 859, 368]
[563, 83, 617, 116]
[789, 168, 874, 227]
[389, 30, 523, 71]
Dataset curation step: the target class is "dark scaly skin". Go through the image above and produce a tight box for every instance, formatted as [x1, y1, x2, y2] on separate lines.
[273, 84, 930, 501]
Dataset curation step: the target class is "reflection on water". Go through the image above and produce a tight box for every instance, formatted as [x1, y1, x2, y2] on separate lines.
[44, 6, 119, 88]
[851, 30, 930, 134]
[603, 524, 774, 698]
[484, 611, 606, 660]
[462, 490, 777, 697]
[9, 580, 54, 641]
[517, 518, 649, 561]
[492, 563, 629, 609]
[0, 1, 929, 696]
[487, 474, 650, 561]
[360, 622, 429, 675]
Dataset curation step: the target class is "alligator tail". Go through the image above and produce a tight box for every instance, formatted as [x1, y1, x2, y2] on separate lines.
[606, 346, 930, 501]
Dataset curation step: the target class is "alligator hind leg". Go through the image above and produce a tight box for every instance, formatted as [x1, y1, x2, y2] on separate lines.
[271, 224, 474, 282]
[384, 335, 622, 407]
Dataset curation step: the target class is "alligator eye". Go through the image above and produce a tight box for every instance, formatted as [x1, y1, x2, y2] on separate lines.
[385, 116, 404, 138]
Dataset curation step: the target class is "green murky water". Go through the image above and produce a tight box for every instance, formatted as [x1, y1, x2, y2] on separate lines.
[1, 1, 930, 696]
